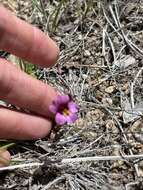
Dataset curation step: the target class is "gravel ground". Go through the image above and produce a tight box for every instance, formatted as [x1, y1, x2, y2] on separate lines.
[0, 0, 143, 189]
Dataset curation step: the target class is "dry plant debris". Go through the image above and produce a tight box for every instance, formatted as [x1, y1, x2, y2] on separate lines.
[0, 0, 143, 189]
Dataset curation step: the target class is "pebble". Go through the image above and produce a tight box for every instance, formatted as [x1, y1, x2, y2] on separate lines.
[102, 97, 113, 106]
[105, 86, 115, 94]
[84, 50, 91, 57]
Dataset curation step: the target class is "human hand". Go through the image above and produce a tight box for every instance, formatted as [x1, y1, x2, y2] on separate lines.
[0, 6, 59, 165]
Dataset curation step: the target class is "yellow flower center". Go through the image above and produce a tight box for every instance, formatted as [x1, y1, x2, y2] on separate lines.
[62, 108, 70, 116]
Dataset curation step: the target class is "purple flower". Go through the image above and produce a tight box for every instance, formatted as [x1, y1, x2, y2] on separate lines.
[49, 95, 79, 125]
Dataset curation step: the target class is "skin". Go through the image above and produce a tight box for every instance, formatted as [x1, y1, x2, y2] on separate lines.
[0, 6, 60, 166]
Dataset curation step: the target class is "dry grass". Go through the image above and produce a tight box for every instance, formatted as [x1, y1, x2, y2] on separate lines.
[0, 0, 143, 189]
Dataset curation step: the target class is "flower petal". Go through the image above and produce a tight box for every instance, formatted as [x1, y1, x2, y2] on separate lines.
[55, 113, 67, 125]
[57, 95, 70, 105]
[66, 113, 78, 124]
[49, 104, 57, 114]
[68, 101, 79, 113]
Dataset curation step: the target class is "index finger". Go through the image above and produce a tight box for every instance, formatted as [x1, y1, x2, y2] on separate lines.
[0, 6, 59, 67]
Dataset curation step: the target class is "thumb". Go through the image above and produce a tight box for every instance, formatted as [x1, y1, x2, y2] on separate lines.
[0, 149, 11, 167]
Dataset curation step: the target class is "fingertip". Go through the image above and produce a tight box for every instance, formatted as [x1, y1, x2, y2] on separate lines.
[0, 150, 11, 167]
[27, 123, 52, 140]
[47, 40, 60, 67]
[0, 7, 59, 68]
[32, 27, 60, 67]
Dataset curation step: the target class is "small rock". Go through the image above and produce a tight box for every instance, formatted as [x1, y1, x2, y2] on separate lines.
[115, 55, 136, 69]
[130, 119, 143, 143]
[84, 50, 91, 57]
[82, 74, 88, 79]
[75, 118, 85, 127]
[121, 83, 129, 91]
[105, 86, 115, 94]
[86, 109, 104, 122]
[113, 36, 119, 44]
[78, 34, 82, 40]
[105, 119, 119, 133]
[102, 97, 113, 106]
[138, 161, 143, 177]
[139, 161, 143, 169]
[130, 120, 142, 132]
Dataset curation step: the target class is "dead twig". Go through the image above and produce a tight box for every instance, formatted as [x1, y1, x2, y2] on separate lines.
[1, 154, 143, 172]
